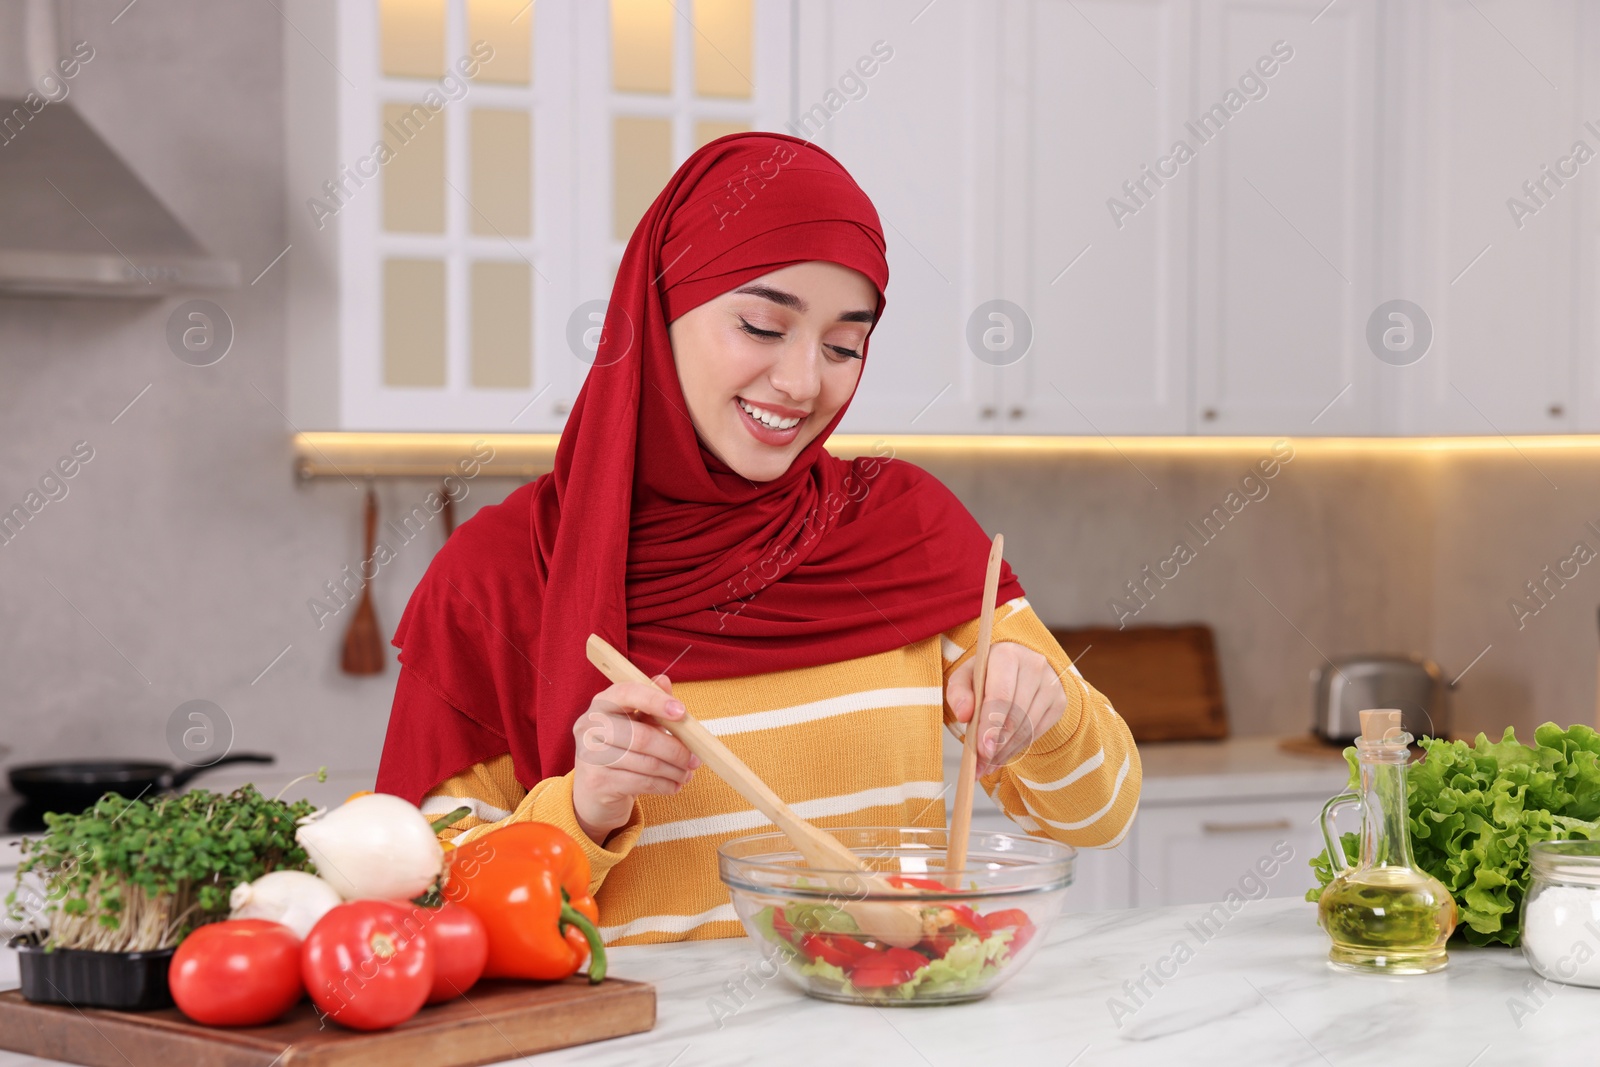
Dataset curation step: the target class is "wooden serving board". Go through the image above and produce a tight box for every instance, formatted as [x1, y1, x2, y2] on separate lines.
[0, 977, 654, 1067]
[1049, 624, 1228, 743]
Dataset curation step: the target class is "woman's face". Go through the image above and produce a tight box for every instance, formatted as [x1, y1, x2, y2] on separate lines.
[669, 261, 878, 482]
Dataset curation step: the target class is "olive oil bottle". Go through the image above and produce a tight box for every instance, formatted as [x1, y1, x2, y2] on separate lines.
[1317, 709, 1457, 974]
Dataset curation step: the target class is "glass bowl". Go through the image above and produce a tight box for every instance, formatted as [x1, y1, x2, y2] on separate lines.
[717, 826, 1073, 1006]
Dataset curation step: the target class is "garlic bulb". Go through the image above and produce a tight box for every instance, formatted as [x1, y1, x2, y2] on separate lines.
[295, 792, 445, 901]
[229, 870, 343, 939]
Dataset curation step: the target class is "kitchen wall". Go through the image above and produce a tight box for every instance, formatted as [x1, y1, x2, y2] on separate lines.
[1428, 453, 1600, 743]
[0, 1, 1592, 780]
[0, 0, 401, 779]
[925, 447, 1441, 739]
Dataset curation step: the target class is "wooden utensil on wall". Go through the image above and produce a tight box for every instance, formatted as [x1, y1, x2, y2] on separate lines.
[340, 486, 385, 675]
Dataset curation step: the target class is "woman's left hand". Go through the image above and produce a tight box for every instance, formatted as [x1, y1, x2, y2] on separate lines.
[946, 641, 1068, 777]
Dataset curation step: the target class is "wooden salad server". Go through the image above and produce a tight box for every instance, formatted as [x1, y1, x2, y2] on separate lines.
[945, 533, 1005, 885]
[585, 634, 925, 948]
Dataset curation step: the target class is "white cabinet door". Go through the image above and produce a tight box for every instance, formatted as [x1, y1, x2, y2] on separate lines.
[800, 1, 1000, 436]
[1191, 0, 1381, 435]
[993, 0, 1194, 436]
[1130, 797, 1329, 907]
[1395, 0, 1582, 435]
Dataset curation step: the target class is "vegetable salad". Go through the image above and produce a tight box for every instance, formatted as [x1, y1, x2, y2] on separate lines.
[751, 876, 1036, 1002]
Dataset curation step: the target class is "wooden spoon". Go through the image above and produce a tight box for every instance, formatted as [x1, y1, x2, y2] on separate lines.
[946, 533, 1004, 884]
[585, 634, 925, 948]
[340, 486, 385, 675]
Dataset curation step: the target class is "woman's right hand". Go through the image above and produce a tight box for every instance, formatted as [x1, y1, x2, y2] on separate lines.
[571, 676, 701, 845]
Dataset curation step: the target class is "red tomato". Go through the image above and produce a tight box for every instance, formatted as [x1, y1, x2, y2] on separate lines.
[421, 903, 489, 1005]
[950, 904, 992, 938]
[887, 875, 947, 892]
[801, 933, 872, 969]
[302, 901, 434, 1031]
[984, 908, 1031, 929]
[848, 946, 929, 988]
[982, 908, 1035, 953]
[169, 919, 303, 1027]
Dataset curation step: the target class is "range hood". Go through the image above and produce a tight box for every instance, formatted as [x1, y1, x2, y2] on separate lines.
[0, 1, 238, 296]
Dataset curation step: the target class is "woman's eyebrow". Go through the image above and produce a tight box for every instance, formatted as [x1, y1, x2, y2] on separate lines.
[734, 284, 805, 311]
[733, 283, 876, 324]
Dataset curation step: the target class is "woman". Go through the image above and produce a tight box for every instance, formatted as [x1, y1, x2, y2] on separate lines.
[376, 133, 1139, 946]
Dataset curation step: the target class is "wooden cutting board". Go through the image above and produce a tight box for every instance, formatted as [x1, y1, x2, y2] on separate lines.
[0, 977, 654, 1067]
[1049, 624, 1228, 743]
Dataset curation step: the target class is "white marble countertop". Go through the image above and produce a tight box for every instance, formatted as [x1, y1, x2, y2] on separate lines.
[2, 898, 1589, 1066]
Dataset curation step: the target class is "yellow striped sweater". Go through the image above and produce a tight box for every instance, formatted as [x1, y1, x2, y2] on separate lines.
[420, 598, 1140, 946]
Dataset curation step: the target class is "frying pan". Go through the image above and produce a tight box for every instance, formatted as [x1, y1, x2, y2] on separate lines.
[7, 753, 276, 815]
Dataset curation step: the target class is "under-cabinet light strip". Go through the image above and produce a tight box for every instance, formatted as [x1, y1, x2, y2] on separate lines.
[291, 431, 1600, 479]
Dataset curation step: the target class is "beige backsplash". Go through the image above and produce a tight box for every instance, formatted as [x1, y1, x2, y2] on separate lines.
[926, 444, 1600, 746]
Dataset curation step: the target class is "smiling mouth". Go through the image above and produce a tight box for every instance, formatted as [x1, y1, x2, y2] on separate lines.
[735, 397, 806, 431]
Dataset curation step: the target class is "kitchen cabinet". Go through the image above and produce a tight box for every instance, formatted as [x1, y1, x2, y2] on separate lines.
[1191, 0, 1382, 435]
[796, 0, 998, 436]
[288, 0, 1600, 439]
[1392, 0, 1586, 435]
[810, 0, 1197, 437]
[797, 0, 1600, 438]
[992, 0, 1195, 436]
[285, 0, 790, 432]
[1129, 797, 1328, 907]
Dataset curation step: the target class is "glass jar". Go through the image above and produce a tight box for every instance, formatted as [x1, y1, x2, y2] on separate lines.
[1522, 840, 1600, 988]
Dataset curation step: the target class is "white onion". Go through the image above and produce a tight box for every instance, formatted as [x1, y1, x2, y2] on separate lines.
[295, 793, 445, 901]
[229, 870, 343, 939]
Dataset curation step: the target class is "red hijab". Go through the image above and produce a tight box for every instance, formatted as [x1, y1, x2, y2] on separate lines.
[377, 133, 1022, 803]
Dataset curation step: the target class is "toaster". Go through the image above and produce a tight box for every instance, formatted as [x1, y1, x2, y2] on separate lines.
[1311, 655, 1447, 744]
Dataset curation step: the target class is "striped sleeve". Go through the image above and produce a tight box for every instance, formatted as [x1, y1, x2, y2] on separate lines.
[420, 754, 645, 897]
[941, 598, 1141, 847]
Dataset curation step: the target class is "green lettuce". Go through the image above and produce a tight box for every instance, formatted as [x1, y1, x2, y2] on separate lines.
[749, 905, 794, 950]
[796, 956, 850, 986]
[889, 930, 1014, 1000]
[1307, 723, 1600, 946]
[783, 900, 860, 937]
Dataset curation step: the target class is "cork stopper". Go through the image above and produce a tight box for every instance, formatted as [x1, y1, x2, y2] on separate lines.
[1359, 709, 1403, 742]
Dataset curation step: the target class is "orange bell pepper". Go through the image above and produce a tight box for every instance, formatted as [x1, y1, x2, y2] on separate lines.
[444, 822, 607, 983]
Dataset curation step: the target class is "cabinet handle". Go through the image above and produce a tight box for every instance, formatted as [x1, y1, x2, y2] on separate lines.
[554, 400, 570, 416]
[1550, 403, 1565, 418]
[1200, 818, 1292, 834]
[1202, 407, 1219, 422]
[980, 406, 997, 419]
[1007, 406, 1024, 419]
